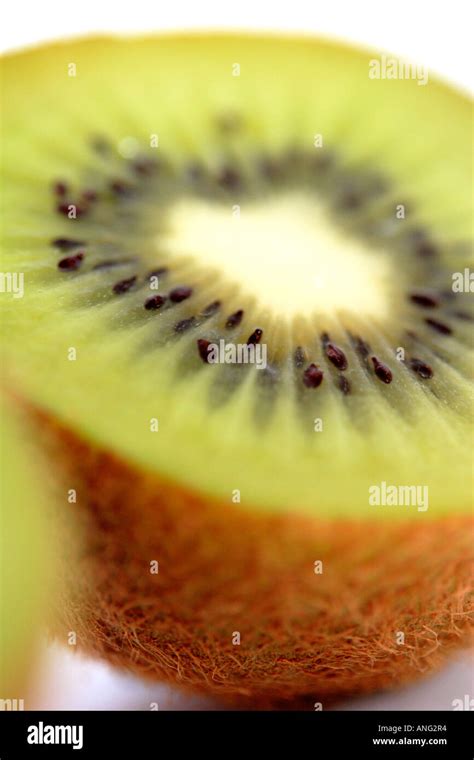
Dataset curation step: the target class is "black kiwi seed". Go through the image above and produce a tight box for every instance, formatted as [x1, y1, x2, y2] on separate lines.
[197, 339, 212, 363]
[410, 292, 439, 308]
[91, 135, 110, 154]
[440, 289, 456, 301]
[338, 375, 351, 395]
[303, 363, 324, 389]
[371, 356, 393, 384]
[52, 238, 86, 251]
[215, 111, 242, 134]
[425, 317, 453, 335]
[225, 309, 244, 328]
[144, 294, 166, 311]
[200, 301, 221, 317]
[258, 155, 282, 181]
[112, 276, 136, 294]
[110, 179, 134, 196]
[294, 346, 306, 368]
[169, 286, 193, 303]
[451, 310, 473, 322]
[175, 316, 196, 333]
[283, 146, 306, 168]
[185, 163, 205, 183]
[217, 166, 241, 190]
[53, 181, 68, 197]
[247, 329, 263, 345]
[321, 334, 348, 370]
[326, 343, 348, 370]
[416, 240, 437, 257]
[93, 258, 136, 270]
[408, 358, 434, 379]
[351, 334, 371, 359]
[336, 184, 363, 210]
[311, 151, 336, 172]
[81, 189, 98, 203]
[409, 229, 437, 258]
[58, 252, 84, 271]
[365, 175, 388, 197]
[132, 157, 158, 176]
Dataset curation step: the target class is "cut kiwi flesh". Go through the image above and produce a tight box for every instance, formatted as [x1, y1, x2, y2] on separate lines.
[1, 35, 473, 519]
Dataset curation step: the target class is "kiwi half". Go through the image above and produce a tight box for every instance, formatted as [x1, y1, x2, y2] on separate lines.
[1, 34, 473, 707]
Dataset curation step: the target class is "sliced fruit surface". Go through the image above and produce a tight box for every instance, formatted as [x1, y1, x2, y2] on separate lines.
[0, 401, 56, 694]
[1, 35, 472, 517]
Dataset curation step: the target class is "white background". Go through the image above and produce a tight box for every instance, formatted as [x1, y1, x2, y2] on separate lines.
[1, 0, 472, 95]
[3, 0, 473, 710]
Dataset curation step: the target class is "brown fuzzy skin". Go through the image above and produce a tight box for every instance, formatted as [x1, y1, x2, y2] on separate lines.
[38, 412, 473, 709]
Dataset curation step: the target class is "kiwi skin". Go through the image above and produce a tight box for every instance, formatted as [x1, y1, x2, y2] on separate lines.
[35, 406, 472, 708]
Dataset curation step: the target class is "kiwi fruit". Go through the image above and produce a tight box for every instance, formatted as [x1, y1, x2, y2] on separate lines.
[1, 34, 472, 709]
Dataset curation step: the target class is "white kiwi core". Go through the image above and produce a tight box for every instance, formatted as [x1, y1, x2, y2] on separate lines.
[159, 193, 392, 319]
